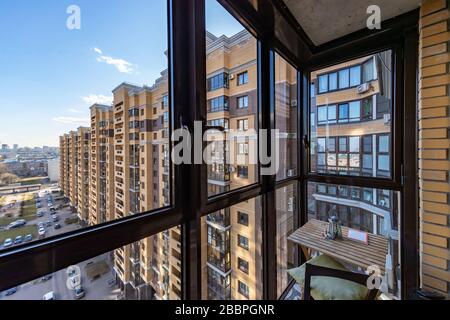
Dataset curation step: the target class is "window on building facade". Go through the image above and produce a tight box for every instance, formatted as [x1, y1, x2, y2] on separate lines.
[237, 71, 249, 86]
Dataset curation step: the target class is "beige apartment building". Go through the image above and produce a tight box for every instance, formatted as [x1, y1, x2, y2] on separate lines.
[89, 104, 115, 226]
[76, 127, 90, 223]
[59, 30, 280, 300]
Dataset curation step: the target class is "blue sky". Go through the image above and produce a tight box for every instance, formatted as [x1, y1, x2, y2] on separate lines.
[0, 0, 243, 148]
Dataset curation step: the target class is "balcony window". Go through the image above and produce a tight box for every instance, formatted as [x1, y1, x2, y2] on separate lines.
[207, 73, 229, 91]
[338, 69, 349, 89]
[209, 96, 229, 112]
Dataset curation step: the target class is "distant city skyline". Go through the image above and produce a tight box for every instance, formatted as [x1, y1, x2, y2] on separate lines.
[0, 0, 244, 148]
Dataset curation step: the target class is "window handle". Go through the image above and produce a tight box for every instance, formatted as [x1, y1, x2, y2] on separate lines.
[303, 134, 310, 149]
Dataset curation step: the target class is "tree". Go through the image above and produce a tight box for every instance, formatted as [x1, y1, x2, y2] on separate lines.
[0, 172, 18, 185]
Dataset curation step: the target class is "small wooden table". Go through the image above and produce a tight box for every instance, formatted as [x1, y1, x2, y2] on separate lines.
[288, 219, 389, 273]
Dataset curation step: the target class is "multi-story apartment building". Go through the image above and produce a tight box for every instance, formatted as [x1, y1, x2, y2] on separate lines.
[89, 104, 115, 226]
[76, 127, 90, 223]
[59, 134, 69, 196]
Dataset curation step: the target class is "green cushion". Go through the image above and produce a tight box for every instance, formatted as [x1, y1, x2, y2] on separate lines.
[287, 254, 369, 300]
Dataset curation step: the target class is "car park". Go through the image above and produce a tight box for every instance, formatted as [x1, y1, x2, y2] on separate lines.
[14, 236, 23, 245]
[3, 238, 13, 248]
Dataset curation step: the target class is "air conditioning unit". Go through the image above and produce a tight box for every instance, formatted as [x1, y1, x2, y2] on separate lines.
[291, 99, 298, 107]
[357, 83, 370, 94]
[383, 113, 391, 124]
[229, 74, 235, 80]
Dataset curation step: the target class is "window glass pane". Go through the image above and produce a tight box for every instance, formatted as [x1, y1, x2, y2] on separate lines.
[318, 75, 328, 93]
[363, 58, 375, 82]
[310, 51, 392, 178]
[349, 101, 361, 121]
[307, 182, 401, 298]
[202, 196, 262, 300]
[350, 66, 361, 87]
[339, 138, 347, 152]
[1, 227, 182, 300]
[339, 104, 349, 121]
[275, 53, 298, 181]
[378, 155, 390, 171]
[276, 183, 297, 297]
[379, 135, 390, 153]
[206, 2, 258, 197]
[328, 72, 338, 91]
[0, 0, 170, 249]
[318, 107, 327, 124]
[328, 105, 337, 122]
[338, 69, 349, 89]
[349, 137, 360, 153]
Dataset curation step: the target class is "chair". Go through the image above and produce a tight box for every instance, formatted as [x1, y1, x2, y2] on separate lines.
[303, 263, 379, 300]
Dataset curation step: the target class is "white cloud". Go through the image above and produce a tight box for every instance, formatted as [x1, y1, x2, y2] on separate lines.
[52, 117, 90, 125]
[93, 47, 136, 74]
[81, 94, 113, 106]
[68, 108, 85, 114]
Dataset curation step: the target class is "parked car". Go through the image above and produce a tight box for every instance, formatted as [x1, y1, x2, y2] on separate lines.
[45, 221, 52, 227]
[38, 222, 45, 229]
[50, 207, 56, 213]
[43, 291, 55, 300]
[14, 236, 23, 245]
[4, 287, 17, 296]
[24, 234, 33, 242]
[52, 215, 60, 222]
[38, 227, 46, 237]
[37, 203, 42, 209]
[37, 211, 45, 218]
[73, 287, 85, 300]
[3, 238, 13, 248]
[41, 275, 52, 282]
[54, 223, 61, 230]
[7, 219, 26, 229]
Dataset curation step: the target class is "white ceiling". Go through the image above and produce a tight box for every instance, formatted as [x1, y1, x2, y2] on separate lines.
[283, 0, 421, 45]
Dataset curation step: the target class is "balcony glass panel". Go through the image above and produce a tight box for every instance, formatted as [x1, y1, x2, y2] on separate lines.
[205, 0, 258, 198]
[0, 0, 171, 249]
[310, 51, 392, 178]
[202, 196, 262, 300]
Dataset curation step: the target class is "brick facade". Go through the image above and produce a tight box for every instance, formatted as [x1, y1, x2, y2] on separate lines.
[420, 0, 450, 295]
